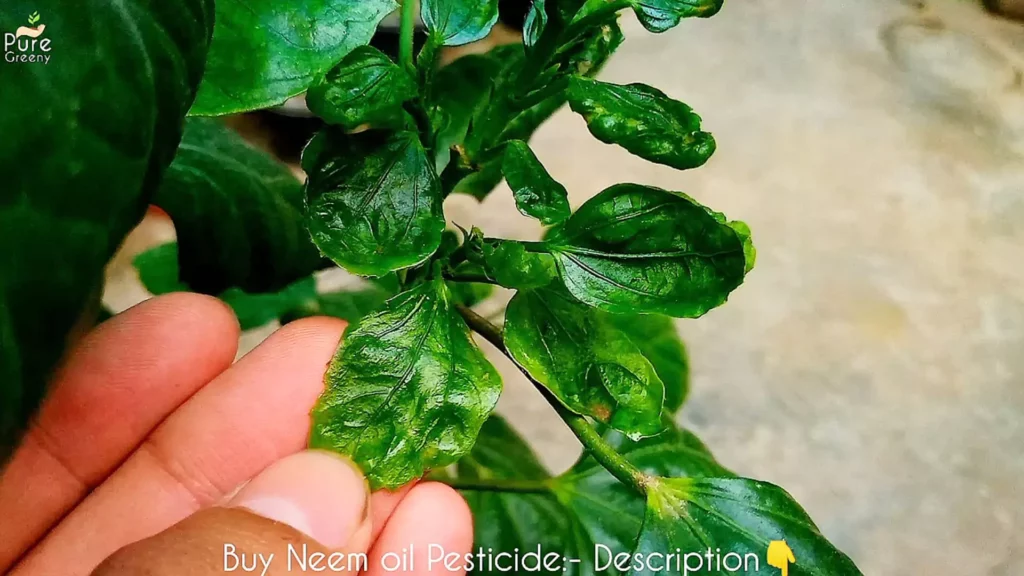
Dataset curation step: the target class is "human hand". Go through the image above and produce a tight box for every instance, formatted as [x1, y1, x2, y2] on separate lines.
[0, 294, 472, 575]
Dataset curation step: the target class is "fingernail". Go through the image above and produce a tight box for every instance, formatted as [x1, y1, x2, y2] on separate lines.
[226, 451, 369, 548]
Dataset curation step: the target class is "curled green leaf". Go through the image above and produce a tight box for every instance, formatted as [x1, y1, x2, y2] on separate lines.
[307, 46, 418, 129]
[573, 0, 723, 33]
[310, 278, 502, 489]
[502, 140, 571, 226]
[568, 77, 715, 170]
[606, 314, 689, 412]
[546, 184, 749, 318]
[303, 130, 445, 277]
[504, 285, 665, 439]
[422, 0, 500, 46]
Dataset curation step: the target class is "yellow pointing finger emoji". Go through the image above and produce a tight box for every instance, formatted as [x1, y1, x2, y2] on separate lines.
[767, 540, 796, 576]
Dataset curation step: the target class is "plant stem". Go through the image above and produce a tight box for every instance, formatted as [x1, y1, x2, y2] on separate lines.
[399, 0, 417, 73]
[442, 476, 552, 494]
[456, 305, 652, 497]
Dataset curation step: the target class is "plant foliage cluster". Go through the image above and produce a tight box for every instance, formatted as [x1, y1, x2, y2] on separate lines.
[0, 0, 862, 573]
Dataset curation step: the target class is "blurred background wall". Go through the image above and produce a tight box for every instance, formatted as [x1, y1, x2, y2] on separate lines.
[106, 0, 1024, 573]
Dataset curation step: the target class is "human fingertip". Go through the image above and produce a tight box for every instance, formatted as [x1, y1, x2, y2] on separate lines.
[227, 450, 369, 548]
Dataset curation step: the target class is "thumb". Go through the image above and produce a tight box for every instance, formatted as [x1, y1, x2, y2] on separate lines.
[92, 451, 371, 576]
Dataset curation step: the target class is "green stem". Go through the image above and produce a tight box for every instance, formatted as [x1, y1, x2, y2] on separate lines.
[399, 0, 417, 73]
[456, 305, 652, 497]
[442, 476, 552, 494]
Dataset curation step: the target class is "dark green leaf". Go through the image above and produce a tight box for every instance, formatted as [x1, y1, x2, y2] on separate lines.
[545, 184, 749, 318]
[422, 0, 500, 46]
[502, 140, 571, 226]
[307, 46, 418, 129]
[568, 77, 715, 170]
[504, 286, 665, 439]
[557, 17, 625, 77]
[154, 118, 325, 295]
[303, 130, 445, 277]
[0, 0, 213, 459]
[524, 0, 548, 48]
[220, 280, 318, 331]
[133, 242, 319, 330]
[192, 0, 397, 115]
[634, 477, 862, 575]
[310, 278, 502, 488]
[133, 243, 188, 295]
[456, 416, 579, 576]
[605, 315, 689, 412]
[551, 422, 729, 573]
[483, 241, 558, 290]
[573, 0, 722, 33]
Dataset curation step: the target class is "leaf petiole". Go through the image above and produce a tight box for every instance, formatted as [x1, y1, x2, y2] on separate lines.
[442, 476, 552, 494]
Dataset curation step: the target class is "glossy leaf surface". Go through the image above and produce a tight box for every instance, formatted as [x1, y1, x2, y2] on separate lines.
[192, 0, 397, 115]
[0, 0, 213, 459]
[422, 0, 500, 46]
[504, 286, 665, 439]
[546, 184, 748, 317]
[307, 46, 418, 129]
[634, 477, 863, 575]
[606, 315, 689, 412]
[567, 77, 716, 170]
[304, 130, 445, 277]
[310, 279, 502, 488]
[154, 118, 324, 295]
[502, 140, 571, 226]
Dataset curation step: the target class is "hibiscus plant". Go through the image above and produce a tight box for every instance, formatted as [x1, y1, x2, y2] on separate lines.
[0, 0, 862, 573]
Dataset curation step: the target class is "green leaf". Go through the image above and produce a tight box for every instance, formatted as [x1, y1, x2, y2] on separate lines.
[545, 184, 749, 318]
[605, 315, 689, 412]
[504, 285, 665, 439]
[482, 241, 558, 290]
[455, 416, 580, 576]
[451, 20, 624, 200]
[574, 0, 722, 33]
[303, 130, 445, 277]
[133, 242, 320, 330]
[523, 0, 548, 48]
[192, 0, 397, 115]
[133, 243, 188, 295]
[568, 77, 715, 170]
[635, 477, 862, 575]
[307, 46, 418, 129]
[310, 278, 502, 489]
[0, 0, 214, 460]
[551, 422, 729, 573]
[220, 280, 318, 331]
[422, 0, 500, 46]
[153, 118, 325, 295]
[502, 140, 571, 226]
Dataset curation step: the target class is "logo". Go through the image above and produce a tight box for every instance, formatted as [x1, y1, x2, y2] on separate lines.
[4, 12, 52, 64]
[766, 540, 796, 576]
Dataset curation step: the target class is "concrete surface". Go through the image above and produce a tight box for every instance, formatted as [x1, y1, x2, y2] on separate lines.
[106, 1, 1024, 574]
